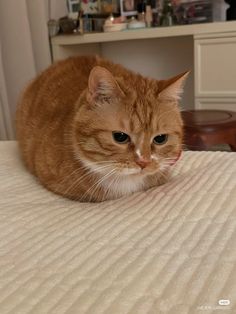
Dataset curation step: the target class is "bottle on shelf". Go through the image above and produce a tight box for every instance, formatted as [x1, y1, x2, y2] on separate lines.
[160, 0, 174, 26]
[145, 5, 153, 27]
[212, 0, 229, 22]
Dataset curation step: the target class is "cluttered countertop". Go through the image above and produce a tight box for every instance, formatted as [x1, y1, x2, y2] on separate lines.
[49, 0, 236, 39]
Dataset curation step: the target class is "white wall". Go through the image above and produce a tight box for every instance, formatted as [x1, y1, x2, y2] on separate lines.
[0, 1, 36, 116]
[50, 0, 67, 19]
[101, 36, 194, 109]
[0, 0, 53, 139]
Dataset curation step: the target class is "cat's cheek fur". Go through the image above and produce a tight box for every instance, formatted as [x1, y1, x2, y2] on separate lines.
[77, 156, 114, 175]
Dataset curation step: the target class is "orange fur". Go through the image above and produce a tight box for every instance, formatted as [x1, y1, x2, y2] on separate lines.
[16, 56, 188, 202]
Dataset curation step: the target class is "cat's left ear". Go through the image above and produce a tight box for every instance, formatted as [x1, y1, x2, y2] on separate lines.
[87, 66, 124, 102]
[158, 71, 190, 101]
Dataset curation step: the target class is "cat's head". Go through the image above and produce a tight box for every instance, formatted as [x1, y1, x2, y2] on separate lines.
[73, 66, 188, 180]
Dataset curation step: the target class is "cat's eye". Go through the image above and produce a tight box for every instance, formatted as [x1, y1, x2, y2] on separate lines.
[112, 132, 130, 144]
[153, 134, 168, 145]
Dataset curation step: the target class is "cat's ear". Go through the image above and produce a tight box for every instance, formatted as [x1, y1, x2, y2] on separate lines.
[158, 71, 189, 101]
[87, 66, 124, 102]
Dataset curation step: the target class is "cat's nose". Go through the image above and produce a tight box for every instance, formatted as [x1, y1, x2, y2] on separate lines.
[135, 158, 151, 169]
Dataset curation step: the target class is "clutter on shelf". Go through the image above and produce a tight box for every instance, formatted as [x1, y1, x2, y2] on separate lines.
[47, 0, 233, 36]
[103, 15, 127, 31]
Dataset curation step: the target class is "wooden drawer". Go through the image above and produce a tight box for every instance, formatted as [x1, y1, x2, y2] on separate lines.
[195, 36, 236, 98]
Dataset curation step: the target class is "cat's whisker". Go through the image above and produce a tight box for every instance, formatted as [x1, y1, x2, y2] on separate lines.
[84, 168, 117, 202]
[71, 164, 113, 189]
[53, 167, 83, 194]
[114, 174, 122, 200]
[58, 164, 113, 198]
[94, 169, 118, 197]
[161, 162, 174, 167]
[54, 156, 121, 199]
[110, 174, 121, 201]
[109, 170, 123, 197]
[56, 169, 93, 197]
[103, 171, 121, 200]
[162, 158, 176, 161]
[91, 169, 118, 201]
[158, 170, 169, 181]
[80, 160, 118, 171]
[74, 165, 113, 193]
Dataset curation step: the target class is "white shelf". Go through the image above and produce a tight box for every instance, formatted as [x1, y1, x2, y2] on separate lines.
[51, 21, 236, 46]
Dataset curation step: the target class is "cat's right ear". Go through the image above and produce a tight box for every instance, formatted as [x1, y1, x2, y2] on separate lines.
[158, 71, 189, 101]
[87, 66, 124, 103]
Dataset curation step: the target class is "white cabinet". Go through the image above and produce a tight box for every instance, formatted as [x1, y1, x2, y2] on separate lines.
[194, 33, 236, 111]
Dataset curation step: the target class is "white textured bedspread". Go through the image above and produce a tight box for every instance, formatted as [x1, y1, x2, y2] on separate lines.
[0, 141, 236, 314]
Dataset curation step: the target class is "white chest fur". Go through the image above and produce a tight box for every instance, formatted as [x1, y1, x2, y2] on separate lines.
[103, 174, 145, 198]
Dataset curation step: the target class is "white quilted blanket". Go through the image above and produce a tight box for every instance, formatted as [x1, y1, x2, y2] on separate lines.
[0, 141, 236, 314]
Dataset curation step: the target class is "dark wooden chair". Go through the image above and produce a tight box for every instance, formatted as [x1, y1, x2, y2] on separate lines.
[181, 110, 236, 152]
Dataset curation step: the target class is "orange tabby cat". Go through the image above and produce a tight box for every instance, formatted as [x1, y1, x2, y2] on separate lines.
[16, 55, 188, 202]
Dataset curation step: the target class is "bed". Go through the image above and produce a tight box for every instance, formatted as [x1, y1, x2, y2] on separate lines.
[0, 141, 235, 314]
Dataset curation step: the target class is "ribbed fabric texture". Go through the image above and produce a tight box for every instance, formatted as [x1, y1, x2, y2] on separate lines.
[0, 141, 235, 314]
